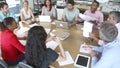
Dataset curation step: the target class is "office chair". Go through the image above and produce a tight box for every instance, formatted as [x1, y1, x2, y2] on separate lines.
[15, 62, 33, 68]
[0, 59, 8, 68]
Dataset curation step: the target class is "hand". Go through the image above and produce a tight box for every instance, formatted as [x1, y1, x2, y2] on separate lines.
[18, 36, 26, 40]
[89, 20, 97, 25]
[89, 50, 97, 57]
[69, 23, 75, 27]
[83, 45, 92, 52]
[89, 32, 96, 39]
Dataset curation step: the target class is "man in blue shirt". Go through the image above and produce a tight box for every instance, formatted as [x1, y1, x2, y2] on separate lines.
[87, 21, 120, 68]
[0, 2, 18, 22]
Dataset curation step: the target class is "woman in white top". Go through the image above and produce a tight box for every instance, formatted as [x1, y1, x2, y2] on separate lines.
[20, 0, 35, 25]
[41, 0, 56, 19]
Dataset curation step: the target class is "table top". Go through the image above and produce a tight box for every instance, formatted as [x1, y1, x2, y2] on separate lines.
[15, 21, 99, 68]
[50, 24, 98, 68]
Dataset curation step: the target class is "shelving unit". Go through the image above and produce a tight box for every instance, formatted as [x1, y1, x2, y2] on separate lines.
[33, 0, 43, 14]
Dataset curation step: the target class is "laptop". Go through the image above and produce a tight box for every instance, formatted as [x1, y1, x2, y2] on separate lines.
[74, 54, 90, 68]
[54, 20, 69, 29]
[39, 15, 51, 22]
[50, 29, 70, 40]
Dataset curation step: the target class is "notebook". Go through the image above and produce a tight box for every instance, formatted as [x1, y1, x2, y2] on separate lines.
[39, 15, 51, 22]
[54, 20, 69, 29]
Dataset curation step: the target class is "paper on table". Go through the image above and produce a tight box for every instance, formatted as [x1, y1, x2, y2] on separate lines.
[19, 21, 24, 28]
[15, 27, 30, 37]
[29, 23, 38, 27]
[39, 15, 51, 22]
[79, 13, 98, 21]
[19, 40, 26, 46]
[58, 51, 74, 66]
[83, 21, 93, 37]
[46, 40, 58, 50]
[80, 43, 96, 53]
[45, 28, 51, 34]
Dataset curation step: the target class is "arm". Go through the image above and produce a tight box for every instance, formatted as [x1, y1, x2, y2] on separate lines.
[89, 32, 99, 43]
[55, 37, 66, 61]
[30, 9, 35, 21]
[92, 53, 112, 68]
[20, 10, 29, 25]
[61, 9, 66, 21]
[41, 6, 44, 15]
[69, 8, 80, 27]
[97, 13, 104, 27]
[69, 16, 79, 27]
[51, 6, 56, 19]
[10, 34, 25, 53]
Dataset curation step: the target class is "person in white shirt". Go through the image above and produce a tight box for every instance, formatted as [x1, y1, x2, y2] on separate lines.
[20, 0, 35, 25]
[90, 11, 120, 46]
[85, 21, 120, 68]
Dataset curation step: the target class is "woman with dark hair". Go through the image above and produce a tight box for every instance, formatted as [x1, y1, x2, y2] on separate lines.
[41, 0, 56, 19]
[0, 17, 25, 66]
[25, 26, 66, 68]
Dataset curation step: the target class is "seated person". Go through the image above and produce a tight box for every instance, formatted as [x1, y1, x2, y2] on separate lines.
[90, 11, 120, 46]
[20, 0, 35, 25]
[62, 0, 79, 27]
[85, 21, 120, 68]
[0, 2, 18, 22]
[79, 1, 103, 29]
[1, 17, 25, 66]
[41, 0, 56, 19]
[25, 26, 66, 68]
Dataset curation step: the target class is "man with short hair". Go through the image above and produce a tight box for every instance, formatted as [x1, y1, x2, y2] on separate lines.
[0, 2, 18, 22]
[86, 21, 120, 68]
[62, 0, 79, 27]
[79, 1, 104, 29]
[90, 11, 120, 46]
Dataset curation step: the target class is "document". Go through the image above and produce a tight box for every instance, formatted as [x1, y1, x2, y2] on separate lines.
[83, 21, 93, 37]
[58, 51, 74, 66]
[29, 23, 38, 27]
[79, 13, 98, 21]
[45, 28, 51, 34]
[19, 40, 26, 46]
[46, 41, 58, 50]
[79, 43, 96, 53]
[19, 21, 24, 28]
[15, 27, 30, 37]
[39, 15, 51, 22]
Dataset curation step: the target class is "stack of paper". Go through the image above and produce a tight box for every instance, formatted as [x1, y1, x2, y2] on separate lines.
[58, 51, 74, 66]
[46, 41, 58, 50]
[83, 21, 93, 37]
